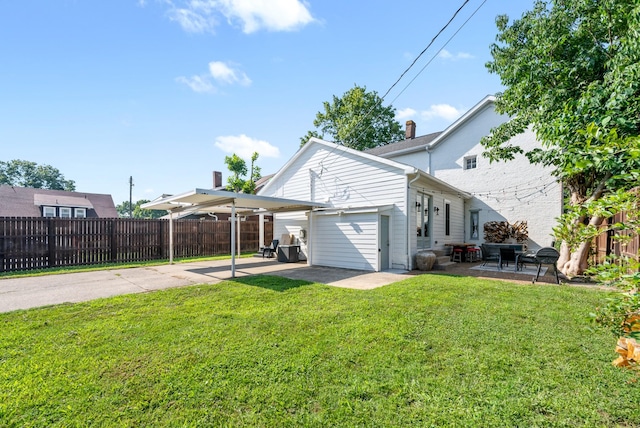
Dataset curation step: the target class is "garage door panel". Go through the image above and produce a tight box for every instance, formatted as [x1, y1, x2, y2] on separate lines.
[313, 213, 378, 271]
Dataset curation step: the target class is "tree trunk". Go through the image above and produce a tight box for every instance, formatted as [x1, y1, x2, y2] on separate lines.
[558, 240, 591, 277]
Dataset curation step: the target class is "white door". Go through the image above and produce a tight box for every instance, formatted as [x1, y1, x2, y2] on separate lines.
[313, 212, 378, 271]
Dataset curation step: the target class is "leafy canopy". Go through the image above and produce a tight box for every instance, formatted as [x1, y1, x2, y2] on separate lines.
[483, 0, 640, 200]
[224, 152, 261, 193]
[0, 159, 75, 191]
[300, 85, 404, 150]
[116, 200, 165, 219]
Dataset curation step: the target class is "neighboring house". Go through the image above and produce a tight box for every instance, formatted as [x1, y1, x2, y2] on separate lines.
[258, 138, 471, 271]
[367, 95, 562, 249]
[0, 185, 118, 218]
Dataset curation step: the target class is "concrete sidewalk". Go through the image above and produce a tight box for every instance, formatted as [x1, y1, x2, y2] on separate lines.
[0, 257, 411, 313]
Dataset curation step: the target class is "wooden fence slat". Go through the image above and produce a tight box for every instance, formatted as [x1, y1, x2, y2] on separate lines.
[0, 217, 274, 273]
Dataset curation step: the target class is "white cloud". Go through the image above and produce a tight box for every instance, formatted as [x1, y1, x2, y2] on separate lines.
[175, 75, 217, 93]
[168, 6, 218, 33]
[216, 0, 315, 33]
[176, 61, 251, 93]
[437, 49, 474, 61]
[396, 108, 417, 120]
[165, 0, 315, 34]
[214, 134, 280, 159]
[420, 104, 463, 122]
[208, 61, 252, 86]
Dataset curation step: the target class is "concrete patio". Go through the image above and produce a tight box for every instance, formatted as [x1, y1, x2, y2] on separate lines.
[0, 257, 411, 313]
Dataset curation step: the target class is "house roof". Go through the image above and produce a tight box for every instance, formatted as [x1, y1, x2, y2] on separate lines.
[259, 137, 471, 199]
[365, 95, 498, 159]
[0, 185, 118, 217]
[364, 131, 442, 157]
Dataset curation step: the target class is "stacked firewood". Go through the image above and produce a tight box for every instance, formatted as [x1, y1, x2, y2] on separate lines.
[483, 221, 528, 243]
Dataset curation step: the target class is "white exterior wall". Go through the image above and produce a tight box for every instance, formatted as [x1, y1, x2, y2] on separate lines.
[415, 104, 560, 249]
[260, 143, 411, 270]
[408, 181, 466, 254]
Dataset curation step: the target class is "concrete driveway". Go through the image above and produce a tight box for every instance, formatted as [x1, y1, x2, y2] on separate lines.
[0, 257, 411, 313]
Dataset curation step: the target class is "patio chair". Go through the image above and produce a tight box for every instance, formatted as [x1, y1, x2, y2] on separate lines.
[262, 239, 279, 258]
[499, 248, 520, 272]
[480, 244, 500, 268]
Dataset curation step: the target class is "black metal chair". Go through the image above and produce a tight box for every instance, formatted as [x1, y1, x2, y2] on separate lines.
[480, 244, 500, 268]
[499, 247, 519, 271]
[261, 239, 279, 258]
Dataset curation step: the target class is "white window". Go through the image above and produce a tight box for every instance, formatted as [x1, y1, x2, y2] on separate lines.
[60, 207, 72, 218]
[464, 156, 477, 170]
[75, 208, 87, 218]
[43, 206, 56, 217]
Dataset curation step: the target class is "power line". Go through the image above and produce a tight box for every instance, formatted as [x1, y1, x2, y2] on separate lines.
[380, 0, 471, 101]
[315, 0, 479, 168]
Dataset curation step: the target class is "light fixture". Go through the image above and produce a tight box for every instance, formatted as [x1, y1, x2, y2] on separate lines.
[434, 206, 440, 215]
[415, 201, 421, 209]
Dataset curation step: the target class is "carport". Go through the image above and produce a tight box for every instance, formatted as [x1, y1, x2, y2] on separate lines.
[142, 189, 328, 277]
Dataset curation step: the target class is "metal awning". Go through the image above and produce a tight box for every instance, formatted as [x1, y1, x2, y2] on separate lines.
[142, 188, 330, 277]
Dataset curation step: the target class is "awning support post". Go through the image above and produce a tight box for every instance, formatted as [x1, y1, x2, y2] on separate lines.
[231, 202, 236, 278]
[169, 210, 174, 265]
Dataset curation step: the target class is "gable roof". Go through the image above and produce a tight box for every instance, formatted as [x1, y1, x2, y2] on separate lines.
[258, 137, 417, 196]
[364, 131, 442, 157]
[365, 95, 498, 158]
[0, 185, 118, 217]
[259, 137, 471, 199]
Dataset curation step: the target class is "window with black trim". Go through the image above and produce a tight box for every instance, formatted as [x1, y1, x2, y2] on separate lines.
[60, 207, 72, 218]
[75, 208, 87, 218]
[43, 206, 56, 217]
[445, 203, 450, 236]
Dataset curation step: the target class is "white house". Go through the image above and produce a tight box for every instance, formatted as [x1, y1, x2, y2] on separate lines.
[367, 96, 562, 249]
[258, 138, 471, 271]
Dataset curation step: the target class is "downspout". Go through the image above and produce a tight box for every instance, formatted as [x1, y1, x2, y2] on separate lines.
[407, 169, 421, 270]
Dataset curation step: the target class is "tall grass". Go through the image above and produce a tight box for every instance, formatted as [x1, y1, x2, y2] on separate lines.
[1, 274, 638, 427]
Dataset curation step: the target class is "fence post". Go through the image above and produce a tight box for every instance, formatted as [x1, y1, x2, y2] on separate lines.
[47, 218, 55, 268]
[110, 219, 117, 262]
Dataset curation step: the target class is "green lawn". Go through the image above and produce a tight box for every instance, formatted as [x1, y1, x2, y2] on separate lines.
[1, 274, 638, 427]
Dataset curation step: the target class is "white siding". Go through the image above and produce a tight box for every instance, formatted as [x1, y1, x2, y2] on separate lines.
[262, 143, 411, 270]
[313, 212, 378, 271]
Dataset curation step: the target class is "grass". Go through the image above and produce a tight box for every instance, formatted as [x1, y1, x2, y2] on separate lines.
[0, 253, 255, 279]
[1, 274, 639, 427]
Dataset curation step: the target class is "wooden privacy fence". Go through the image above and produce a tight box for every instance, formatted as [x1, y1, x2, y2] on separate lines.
[0, 217, 273, 272]
[592, 211, 639, 264]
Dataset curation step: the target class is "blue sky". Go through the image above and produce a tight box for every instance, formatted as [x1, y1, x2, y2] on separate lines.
[0, 0, 534, 206]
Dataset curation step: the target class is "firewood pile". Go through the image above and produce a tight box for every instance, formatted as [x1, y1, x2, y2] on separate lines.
[483, 221, 528, 243]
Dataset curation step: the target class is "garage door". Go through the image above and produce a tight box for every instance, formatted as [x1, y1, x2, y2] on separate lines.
[312, 212, 378, 271]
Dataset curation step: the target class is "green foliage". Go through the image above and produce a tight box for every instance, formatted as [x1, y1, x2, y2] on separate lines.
[0, 159, 75, 190]
[1, 277, 639, 426]
[300, 85, 404, 150]
[484, 0, 640, 204]
[116, 199, 164, 219]
[224, 152, 261, 193]
[557, 186, 640, 357]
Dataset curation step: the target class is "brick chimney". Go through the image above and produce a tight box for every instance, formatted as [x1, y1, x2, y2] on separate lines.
[405, 120, 416, 139]
[213, 171, 222, 188]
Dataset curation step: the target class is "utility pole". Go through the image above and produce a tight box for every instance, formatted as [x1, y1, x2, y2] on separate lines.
[129, 176, 134, 218]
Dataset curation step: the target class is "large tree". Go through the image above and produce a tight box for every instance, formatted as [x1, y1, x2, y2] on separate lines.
[224, 152, 261, 193]
[300, 85, 404, 150]
[0, 159, 75, 191]
[482, 0, 640, 276]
